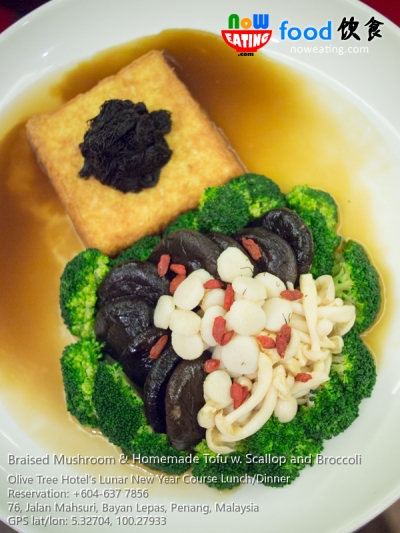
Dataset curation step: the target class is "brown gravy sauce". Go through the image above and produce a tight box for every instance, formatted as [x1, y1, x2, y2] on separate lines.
[0, 29, 390, 484]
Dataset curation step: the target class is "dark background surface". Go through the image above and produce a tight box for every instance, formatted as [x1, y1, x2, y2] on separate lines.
[0, 1, 398, 532]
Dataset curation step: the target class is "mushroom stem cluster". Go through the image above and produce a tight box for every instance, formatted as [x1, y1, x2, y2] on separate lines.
[153, 247, 356, 454]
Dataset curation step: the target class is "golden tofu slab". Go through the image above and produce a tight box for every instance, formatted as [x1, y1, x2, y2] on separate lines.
[26, 50, 244, 256]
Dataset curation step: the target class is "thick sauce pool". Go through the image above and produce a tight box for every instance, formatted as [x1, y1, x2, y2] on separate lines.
[0, 29, 388, 465]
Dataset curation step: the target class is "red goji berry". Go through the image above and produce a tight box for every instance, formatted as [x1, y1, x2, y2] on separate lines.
[149, 335, 168, 359]
[230, 382, 248, 409]
[280, 289, 303, 301]
[157, 254, 170, 277]
[212, 316, 226, 345]
[280, 324, 291, 344]
[220, 330, 234, 346]
[224, 283, 235, 311]
[241, 237, 262, 260]
[295, 373, 312, 383]
[169, 274, 186, 294]
[256, 335, 276, 349]
[204, 359, 221, 373]
[170, 263, 186, 275]
[275, 333, 288, 358]
[203, 279, 225, 289]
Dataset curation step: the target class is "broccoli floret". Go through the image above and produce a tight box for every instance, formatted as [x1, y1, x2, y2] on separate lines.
[110, 235, 161, 267]
[60, 338, 103, 427]
[286, 185, 340, 278]
[197, 182, 250, 235]
[163, 210, 199, 236]
[247, 416, 323, 486]
[92, 361, 143, 448]
[229, 173, 286, 219]
[60, 248, 110, 338]
[330, 326, 376, 403]
[191, 439, 248, 490]
[299, 327, 376, 441]
[332, 240, 381, 332]
[124, 425, 189, 475]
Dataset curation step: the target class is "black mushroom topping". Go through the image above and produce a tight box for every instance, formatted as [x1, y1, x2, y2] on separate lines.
[119, 327, 169, 388]
[94, 297, 154, 359]
[253, 207, 314, 275]
[165, 351, 211, 451]
[234, 227, 298, 285]
[96, 260, 169, 309]
[149, 229, 221, 278]
[79, 99, 172, 193]
[144, 346, 181, 433]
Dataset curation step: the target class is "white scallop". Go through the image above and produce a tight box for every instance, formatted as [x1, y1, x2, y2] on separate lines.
[169, 309, 201, 336]
[201, 288, 225, 311]
[274, 395, 298, 423]
[232, 276, 267, 301]
[203, 370, 232, 406]
[221, 336, 259, 375]
[225, 299, 266, 336]
[217, 247, 254, 283]
[189, 268, 213, 284]
[173, 274, 205, 310]
[212, 345, 241, 378]
[171, 332, 204, 360]
[262, 297, 292, 332]
[153, 295, 175, 329]
[200, 305, 226, 347]
[255, 272, 286, 298]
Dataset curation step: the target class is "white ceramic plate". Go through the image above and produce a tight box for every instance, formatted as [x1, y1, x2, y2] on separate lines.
[1, 1, 400, 532]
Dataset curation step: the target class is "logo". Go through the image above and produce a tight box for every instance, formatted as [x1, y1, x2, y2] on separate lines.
[221, 14, 272, 53]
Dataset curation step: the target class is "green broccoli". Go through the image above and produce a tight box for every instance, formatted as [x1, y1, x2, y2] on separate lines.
[191, 439, 248, 490]
[92, 361, 144, 448]
[286, 185, 340, 278]
[332, 240, 381, 332]
[59, 248, 110, 338]
[229, 173, 286, 219]
[60, 338, 103, 427]
[124, 424, 189, 475]
[247, 416, 323, 486]
[197, 181, 250, 235]
[110, 235, 161, 268]
[299, 327, 376, 441]
[163, 210, 199, 236]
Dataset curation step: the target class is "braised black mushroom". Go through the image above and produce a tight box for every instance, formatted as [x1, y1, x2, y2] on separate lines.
[149, 229, 221, 278]
[143, 346, 181, 433]
[94, 297, 154, 359]
[96, 260, 169, 309]
[254, 207, 314, 275]
[165, 351, 211, 451]
[119, 327, 168, 387]
[234, 227, 298, 284]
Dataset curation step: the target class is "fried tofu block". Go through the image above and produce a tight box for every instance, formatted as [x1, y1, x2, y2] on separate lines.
[26, 50, 244, 256]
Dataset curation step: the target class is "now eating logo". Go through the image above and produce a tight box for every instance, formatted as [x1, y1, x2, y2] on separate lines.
[221, 14, 272, 53]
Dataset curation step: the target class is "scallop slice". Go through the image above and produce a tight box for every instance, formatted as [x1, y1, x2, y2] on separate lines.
[262, 297, 292, 332]
[173, 273, 205, 310]
[169, 309, 201, 337]
[201, 288, 225, 311]
[171, 331, 204, 360]
[203, 370, 233, 407]
[217, 247, 254, 283]
[232, 276, 267, 301]
[201, 305, 226, 347]
[225, 299, 266, 336]
[154, 295, 175, 329]
[221, 335, 259, 375]
[255, 272, 286, 298]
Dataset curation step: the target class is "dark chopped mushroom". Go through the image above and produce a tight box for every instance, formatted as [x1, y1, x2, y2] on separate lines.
[234, 227, 298, 284]
[94, 297, 154, 359]
[79, 99, 172, 193]
[149, 229, 221, 278]
[143, 346, 181, 433]
[96, 260, 169, 309]
[165, 351, 211, 451]
[119, 327, 169, 388]
[254, 207, 314, 275]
